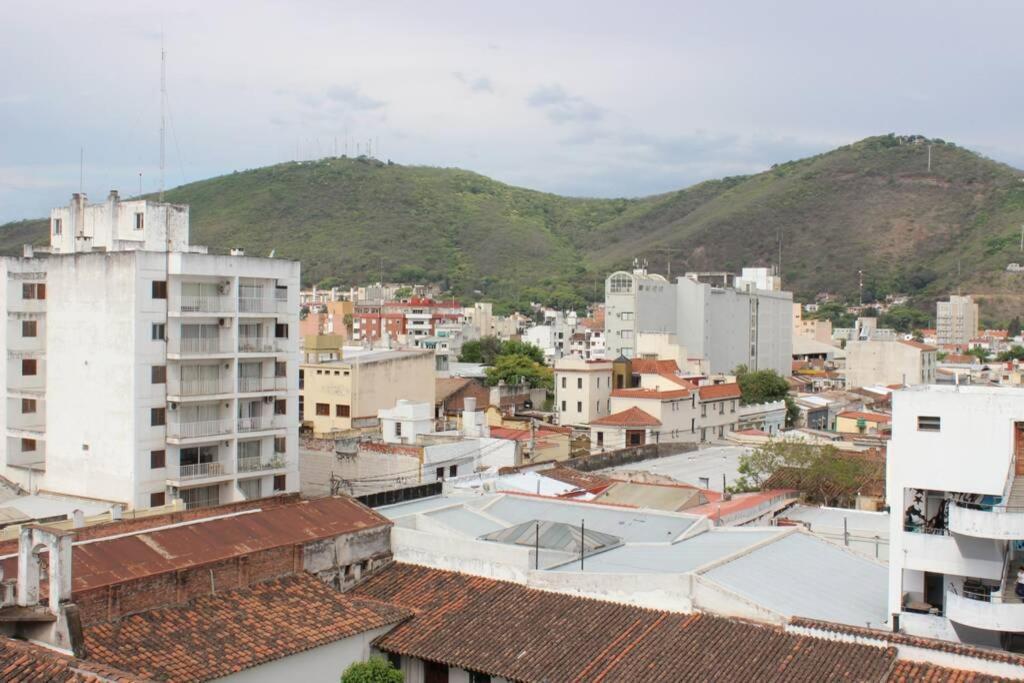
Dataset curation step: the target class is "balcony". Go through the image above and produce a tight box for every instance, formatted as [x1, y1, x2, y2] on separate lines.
[237, 415, 287, 433]
[168, 338, 229, 356]
[238, 297, 289, 315]
[168, 377, 232, 398]
[948, 501, 1024, 540]
[238, 337, 287, 354]
[946, 588, 1024, 632]
[238, 376, 288, 393]
[172, 295, 233, 315]
[237, 454, 287, 473]
[174, 461, 226, 480]
[167, 418, 233, 440]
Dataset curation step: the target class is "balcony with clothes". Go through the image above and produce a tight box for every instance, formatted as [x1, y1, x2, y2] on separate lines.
[166, 443, 233, 486]
[168, 322, 232, 357]
[167, 363, 233, 400]
[236, 437, 288, 474]
[166, 401, 233, 443]
[237, 398, 289, 434]
[237, 320, 289, 354]
[237, 360, 289, 395]
[171, 281, 234, 316]
[237, 280, 290, 315]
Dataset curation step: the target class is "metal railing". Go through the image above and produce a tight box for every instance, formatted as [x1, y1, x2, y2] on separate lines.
[170, 337, 226, 355]
[952, 500, 1024, 513]
[237, 454, 287, 473]
[238, 337, 287, 353]
[237, 415, 286, 432]
[176, 461, 225, 479]
[903, 524, 949, 536]
[176, 295, 232, 314]
[238, 376, 288, 392]
[167, 418, 232, 439]
[238, 297, 290, 314]
[170, 377, 230, 396]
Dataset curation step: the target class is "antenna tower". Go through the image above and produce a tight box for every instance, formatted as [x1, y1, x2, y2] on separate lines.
[159, 34, 166, 201]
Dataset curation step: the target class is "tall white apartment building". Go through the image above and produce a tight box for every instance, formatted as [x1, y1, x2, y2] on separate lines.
[888, 385, 1024, 650]
[0, 192, 300, 510]
[936, 295, 979, 346]
[604, 263, 676, 359]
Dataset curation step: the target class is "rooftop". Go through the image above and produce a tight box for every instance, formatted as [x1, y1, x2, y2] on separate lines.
[837, 410, 892, 423]
[302, 347, 431, 367]
[590, 406, 661, 427]
[698, 383, 742, 400]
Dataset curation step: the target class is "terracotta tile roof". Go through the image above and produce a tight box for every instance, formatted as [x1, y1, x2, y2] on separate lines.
[0, 636, 145, 682]
[698, 383, 742, 400]
[898, 339, 938, 351]
[610, 387, 691, 399]
[590, 406, 661, 427]
[630, 358, 681, 375]
[489, 426, 532, 441]
[837, 410, 892, 423]
[541, 466, 613, 493]
[887, 661, 1011, 682]
[943, 353, 977, 364]
[0, 496, 391, 594]
[355, 563, 896, 683]
[85, 573, 411, 683]
[435, 376, 473, 401]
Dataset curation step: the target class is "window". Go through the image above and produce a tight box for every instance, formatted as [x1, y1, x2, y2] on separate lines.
[395, 422, 403, 437]
[150, 449, 166, 469]
[21, 358, 37, 376]
[577, 377, 583, 389]
[449, 465, 457, 477]
[731, 400, 736, 413]
[151, 407, 165, 426]
[576, 401, 582, 412]
[691, 418, 695, 433]
[561, 377, 566, 389]
[274, 322, 289, 338]
[918, 415, 941, 432]
[151, 365, 166, 384]
[275, 361, 286, 378]
[335, 404, 350, 417]
[596, 400, 601, 414]
[561, 400, 566, 412]
[701, 403, 707, 417]
[21, 398, 36, 414]
[152, 323, 166, 340]
[719, 402, 724, 415]
[609, 273, 633, 294]
[22, 283, 45, 300]
[274, 436, 286, 453]
[387, 653, 402, 672]
[21, 320, 37, 337]
[273, 474, 287, 492]
[469, 672, 492, 683]
[436, 466, 445, 480]
[275, 399, 287, 415]
[239, 478, 262, 500]
[620, 311, 633, 321]
[53, 218, 62, 235]
[134, 212, 145, 230]
[315, 403, 330, 416]
[152, 280, 167, 299]
[596, 431, 604, 447]
[21, 438, 36, 452]
[150, 491, 166, 507]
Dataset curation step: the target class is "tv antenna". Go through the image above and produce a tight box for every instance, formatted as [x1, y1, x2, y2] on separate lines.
[655, 247, 678, 280]
[159, 32, 166, 201]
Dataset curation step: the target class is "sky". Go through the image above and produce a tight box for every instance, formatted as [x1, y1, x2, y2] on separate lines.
[2, 1, 1024, 223]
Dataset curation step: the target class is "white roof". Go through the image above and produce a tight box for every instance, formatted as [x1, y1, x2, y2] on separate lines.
[780, 505, 890, 536]
[601, 445, 747, 488]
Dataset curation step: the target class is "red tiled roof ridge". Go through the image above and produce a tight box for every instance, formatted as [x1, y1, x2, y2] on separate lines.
[897, 339, 938, 351]
[610, 387, 691, 399]
[590, 406, 661, 426]
[837, 410, 892, 422]
[698, 383, 742, 400]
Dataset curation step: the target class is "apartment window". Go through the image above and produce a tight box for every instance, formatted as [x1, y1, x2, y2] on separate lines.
[561, 377, 566, 389]
[731, 400, 736, 413]
[152, 280, 167, 299]
[273, 474, 287, 492]
[21, 358, 37, 376]
[52, 218, 62, 235]
[596, 431, 604, 447]
[21, 398, 36, 414]
[274, 399, 287, 415]
[150, 449, 166, 469]
[577, 377, 583, 389]
[620, 312, 633, 321]
[436, 466, 445, 480]
[395, 422, 403, 437]
[918, 415, 941, 432]
[152, 323, 166, 340]
[275, 361, 286, 377]
[596, 400, 601, 414]
[449, 465, 457, 478]
[576, 401, 582, 413]
[134, 212, 145, 231]
[691, 418, 695, 433]
[701, 403, 707, 417]
[719, 402, 724, 415]
[274, 322, 289, 338]
[22, 283, 45, 300]
[21, 320, 37, 337]
[274, 436, 287, 453]
[469, 672, 492, 683]
[561, 400, 566, 412]
[151, 407, 165, 426]
[151, 365, 166, 384]
[315, 403, 330, 416]
[150, 492, 166, 507]
[239, 478, 262, 500]
[21, 438, 36, 452]
[335, 404, 350, 417]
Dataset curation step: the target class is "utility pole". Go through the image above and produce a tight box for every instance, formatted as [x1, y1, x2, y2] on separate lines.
[1020, 224, 1023, 252]
[858, 269, 864, 306]
[927, 144, 932, 173]
[655, 247, 678, 280]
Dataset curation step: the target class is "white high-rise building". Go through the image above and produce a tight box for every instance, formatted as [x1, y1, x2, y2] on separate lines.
[936, 295, 979, 346]
[888, 384, 1024, 650]
[0, 192, 300, 510]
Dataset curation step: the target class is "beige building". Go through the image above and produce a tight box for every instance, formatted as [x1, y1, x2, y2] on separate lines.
[554, 356, 613, 427]
[843, 339, 937, 388]
[300, 348, 435, 436]
[793, 303, 833, 343]
[936, 295, 978, 346]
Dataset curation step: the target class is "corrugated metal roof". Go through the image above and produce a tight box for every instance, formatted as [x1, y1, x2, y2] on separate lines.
[426, 506, 505, 538]
[480, 520, 620, 554]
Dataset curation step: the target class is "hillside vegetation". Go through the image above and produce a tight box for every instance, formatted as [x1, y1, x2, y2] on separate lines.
[4, 135, 1024, 318]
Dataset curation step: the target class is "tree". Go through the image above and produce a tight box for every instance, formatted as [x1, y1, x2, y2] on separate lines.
[966, 346, 990, 363]
[341, 658, 403, 683]
[731, 439, 872, 507]
[459, 336, 502, 364]
[393, 286, 413, 299]
[736, 369, 789, 405]
[485, 354, 553, 389]
[997, 345, 1024, 362]
[499, 339, 545, 364]
[807, 302, 855, 328]
[879, 305, 930, 334]
[1009, 316, 1022, 339]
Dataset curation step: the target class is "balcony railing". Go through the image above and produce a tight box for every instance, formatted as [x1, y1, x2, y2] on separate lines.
[175, 295, 233, 314]
[167, 418, 232, 439]
[238, 337, 288, 353]
[238, 297, 290, 314]
[169, 377, 231, 397]
[945, 587, 1024, 632]
[169, 338, 227, 355]
[237, 415, 282, 432]
[237, 454, 287, 473]
[948, 500, 1024, 539]
[238, 376, 288, 392]
[175, 461, 225, 479]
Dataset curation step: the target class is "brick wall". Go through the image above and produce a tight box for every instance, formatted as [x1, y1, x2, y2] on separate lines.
[567, 442, 697, 472]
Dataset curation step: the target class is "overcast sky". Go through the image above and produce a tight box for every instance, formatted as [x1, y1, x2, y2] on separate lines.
[2, 1, 1023, 222]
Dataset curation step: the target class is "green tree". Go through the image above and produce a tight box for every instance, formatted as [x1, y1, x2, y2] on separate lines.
[731, 439, 870, 507]
[485, 354, 553, 389]
[736, 369, 789, 405]
[807, 302, 855, 328]
[341, 658, 403, 683]
[393, 286, 413, 299]
[997, 345, 1024, 362]
[1009, 316, 1022, 338]
[459, 336, 503, 364]
[879, 305, 931, 334]
[966, 346, 990, 362]
[499, 339, 545, 364]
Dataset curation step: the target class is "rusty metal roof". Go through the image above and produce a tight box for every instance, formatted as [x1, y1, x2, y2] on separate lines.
[1, 496, 390, 593]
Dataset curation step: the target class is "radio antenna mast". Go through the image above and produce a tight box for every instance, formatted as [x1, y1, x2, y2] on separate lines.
[159, 33, 166, 201]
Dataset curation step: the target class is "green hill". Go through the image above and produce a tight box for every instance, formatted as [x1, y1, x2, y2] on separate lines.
[3, 135, 1024, 319]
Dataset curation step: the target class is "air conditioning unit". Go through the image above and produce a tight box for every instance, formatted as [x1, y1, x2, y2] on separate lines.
[168, 402, 178, 411]
[219, 318, 231, 328]
[263, 395, 275, 403]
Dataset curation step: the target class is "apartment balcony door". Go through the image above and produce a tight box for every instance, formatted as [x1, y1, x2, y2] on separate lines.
[1016, 423, 1024, 476]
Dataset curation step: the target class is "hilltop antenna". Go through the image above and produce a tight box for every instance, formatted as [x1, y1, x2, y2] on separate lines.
[927, 144, 932, 173]
[655, 247, 678, 280]
[159, 32, 166, 201]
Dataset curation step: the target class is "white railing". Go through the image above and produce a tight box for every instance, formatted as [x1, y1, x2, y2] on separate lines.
[238, 376, 288, 392]
[167, 419, 232, 439]
[170, 337, 225, 355]
[176, 295, 232, 314]
[176, 461, 225, 479]
[237, 415, 288, 432]
[948, 501, 1024, 539]
[238, 337, 287, 353]
[238, 297, 291, 314]
[170, 377, 230, 396]
[237, 455, 287, 473]
[946, 588, 1024, 631]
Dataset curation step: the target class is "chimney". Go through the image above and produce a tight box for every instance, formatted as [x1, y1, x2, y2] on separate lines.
[107, 189, 119, 202]
[70, 510, 85, 529]
[71, 193, 86, 237]
[111, 504, 124, 522]
[12, 525, 83, 656]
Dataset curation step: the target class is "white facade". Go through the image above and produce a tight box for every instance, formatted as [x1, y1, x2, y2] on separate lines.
[379, 400, 435, 444]
[553, 357, 613, 426]
[844, 340, 938, 388]
[888, 385, 1024, 650]
[604, 266, 675, 359]
[1, 193, 300, 510]
[937, 295, 979, 346]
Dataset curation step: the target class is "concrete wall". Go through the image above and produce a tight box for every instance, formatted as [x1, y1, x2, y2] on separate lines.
[568, 441, 697, 472]
[845, 340, 933, 388]
[554, 358, 612, 426]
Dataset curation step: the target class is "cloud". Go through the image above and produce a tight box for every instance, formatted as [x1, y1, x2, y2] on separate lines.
[453, 72, 494, 93]
[325, 85, 385, 110]
[526, 84, 604, 124]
